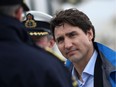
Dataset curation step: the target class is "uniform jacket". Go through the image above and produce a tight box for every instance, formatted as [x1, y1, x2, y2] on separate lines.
[66, 42, 116, 87]
[0, 14, 73, 87]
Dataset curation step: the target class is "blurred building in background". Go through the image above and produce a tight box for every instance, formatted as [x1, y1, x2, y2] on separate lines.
[25, 0, 116, 58]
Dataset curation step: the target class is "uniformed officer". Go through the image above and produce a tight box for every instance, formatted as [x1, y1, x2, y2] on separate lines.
[22, 11, 55, 49]
[22, 11, 67, 62]
[0, 0, 74, 87]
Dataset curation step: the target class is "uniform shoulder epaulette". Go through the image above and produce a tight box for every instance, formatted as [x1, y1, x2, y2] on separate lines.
[45, 47, 65, 62]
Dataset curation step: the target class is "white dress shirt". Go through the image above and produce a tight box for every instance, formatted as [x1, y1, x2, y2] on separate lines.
[72, 50, 98, 87]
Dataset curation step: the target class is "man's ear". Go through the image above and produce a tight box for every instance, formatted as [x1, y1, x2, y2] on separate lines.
[15, 7, 23, 21]
[87, 28, 93, 41]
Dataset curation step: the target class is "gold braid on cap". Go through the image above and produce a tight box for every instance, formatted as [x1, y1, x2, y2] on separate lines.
[29, 32, 49, 36]
[25, 13, 37, 28]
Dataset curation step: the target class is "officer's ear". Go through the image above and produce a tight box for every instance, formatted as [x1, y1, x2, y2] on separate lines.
[49, 38, 55, 48]
[15, 6, 23, 21]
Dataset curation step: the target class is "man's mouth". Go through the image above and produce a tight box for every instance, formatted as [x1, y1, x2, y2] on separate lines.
[66, 49, 77, 57]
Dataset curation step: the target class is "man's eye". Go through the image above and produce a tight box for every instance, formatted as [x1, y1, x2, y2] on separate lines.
[69, 32, 77, 37]
[56, 37, 64, 44]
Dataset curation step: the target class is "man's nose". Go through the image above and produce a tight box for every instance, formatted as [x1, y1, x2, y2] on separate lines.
[64, 38, 73, 49]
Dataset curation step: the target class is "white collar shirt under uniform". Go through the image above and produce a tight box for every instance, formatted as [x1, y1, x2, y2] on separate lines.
[72, 50, 98, 87]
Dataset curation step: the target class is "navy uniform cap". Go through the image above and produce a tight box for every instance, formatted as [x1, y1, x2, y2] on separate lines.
[22, 11, 52, 36]
[0, 0, 29, 11]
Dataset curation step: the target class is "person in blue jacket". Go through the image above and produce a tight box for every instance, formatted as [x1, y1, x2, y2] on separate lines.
[0, 0, 74, 87]
[50, 8, 116, 87]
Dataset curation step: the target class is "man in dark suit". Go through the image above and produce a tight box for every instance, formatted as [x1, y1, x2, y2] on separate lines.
[0, 0, 74, 87]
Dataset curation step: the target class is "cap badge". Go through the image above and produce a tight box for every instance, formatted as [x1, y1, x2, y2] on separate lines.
[25, 13, 37, 28]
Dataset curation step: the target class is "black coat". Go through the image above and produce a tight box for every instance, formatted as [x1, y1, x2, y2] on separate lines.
[0, 14, 73, 87]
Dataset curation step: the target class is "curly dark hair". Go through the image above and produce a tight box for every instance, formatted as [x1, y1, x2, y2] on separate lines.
[50, 8, 95, 42]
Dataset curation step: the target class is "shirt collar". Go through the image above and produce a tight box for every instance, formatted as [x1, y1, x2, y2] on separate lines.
[72, 50, 98, 77]
[83, 50, 98, 76]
